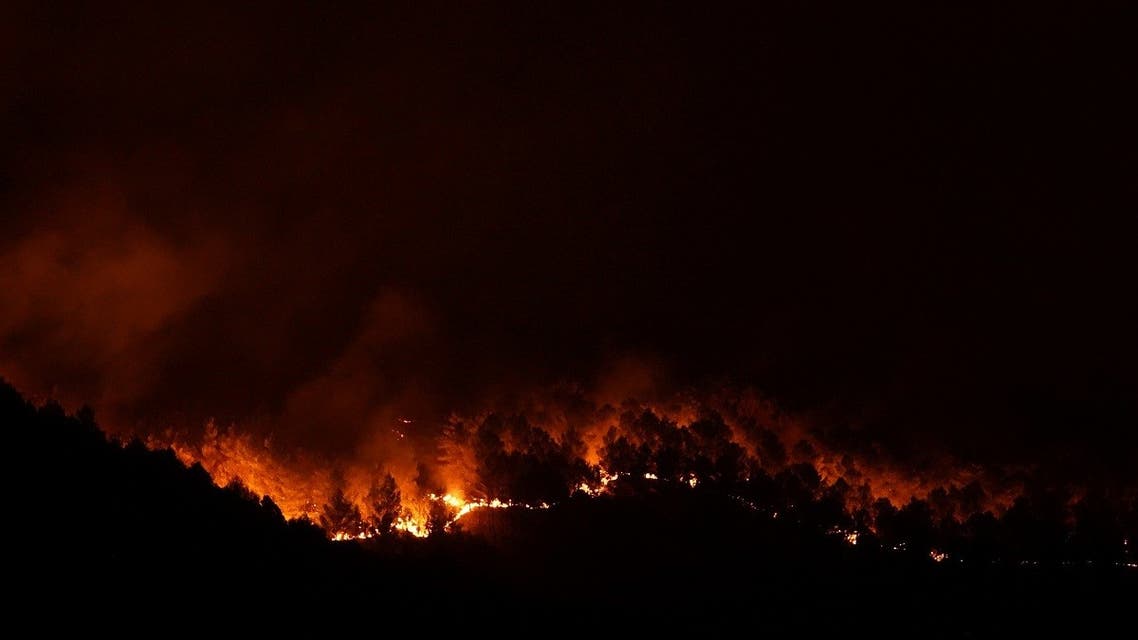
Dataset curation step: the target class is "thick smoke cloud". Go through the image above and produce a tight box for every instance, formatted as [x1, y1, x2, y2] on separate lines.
[0, 191, 230, 412]
[2, 3, 1135, 478]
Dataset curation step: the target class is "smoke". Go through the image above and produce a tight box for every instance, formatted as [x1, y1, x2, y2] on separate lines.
[0, 185, 231, 414]
[2, 2, 1136, 486]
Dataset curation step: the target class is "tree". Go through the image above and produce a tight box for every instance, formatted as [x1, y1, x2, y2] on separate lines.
[367, 473, 402, 535]
[426, 499, 455, 537]
[599, 428, 649, 476]
[319, 489, 365, 539]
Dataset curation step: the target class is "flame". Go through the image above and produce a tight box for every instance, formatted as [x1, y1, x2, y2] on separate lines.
[321, 492, 552, 539]
[141, 388, 1024, 554]
[827, 527, 861, 546]
[394, 516, 428, 538]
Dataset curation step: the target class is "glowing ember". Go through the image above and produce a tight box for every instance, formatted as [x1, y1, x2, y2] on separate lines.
[929, 550, 948, 563]
[828, 527, 861, 546]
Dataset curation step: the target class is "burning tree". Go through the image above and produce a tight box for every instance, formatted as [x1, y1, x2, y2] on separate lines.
[426, 499, 457, 537]
[367, 473, 402, 535]
[319, 489, 365, 539]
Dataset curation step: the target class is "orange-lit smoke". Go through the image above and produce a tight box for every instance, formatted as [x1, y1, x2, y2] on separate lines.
[0, 192, 1024, 541]
[0, 194, 230, 415]
[146, 381, 1023, 539]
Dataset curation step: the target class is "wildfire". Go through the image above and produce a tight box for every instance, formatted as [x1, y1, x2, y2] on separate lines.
[827, 527, 861, 546]
[439, 494, 551, 527]
[141, 388, 1024, 560]
[322, 492, 553, 539]
[828, 523, 860, 542]
[394, 516, 429, 538]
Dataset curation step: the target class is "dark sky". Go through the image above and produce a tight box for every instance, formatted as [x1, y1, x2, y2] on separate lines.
[2, 3, 1135, 471]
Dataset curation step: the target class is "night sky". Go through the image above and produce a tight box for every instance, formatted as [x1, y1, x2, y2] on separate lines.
[2, 3, 1135, 476]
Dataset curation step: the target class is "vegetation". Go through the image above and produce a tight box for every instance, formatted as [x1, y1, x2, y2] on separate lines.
[7, 378, 1133, 631]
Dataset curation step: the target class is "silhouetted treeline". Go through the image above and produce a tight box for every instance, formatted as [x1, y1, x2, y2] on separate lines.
[6, 378, 503, 622]
[6, 379, 1133, 632]
[435, 408, 1137, 566]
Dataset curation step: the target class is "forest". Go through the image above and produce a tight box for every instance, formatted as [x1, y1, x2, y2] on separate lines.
[8, 377, 1133, 632]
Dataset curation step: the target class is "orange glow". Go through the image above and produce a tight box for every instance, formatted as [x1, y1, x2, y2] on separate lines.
[143, 389, 1022, 555]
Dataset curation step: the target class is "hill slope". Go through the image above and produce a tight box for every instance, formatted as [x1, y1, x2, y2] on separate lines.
[6, 379, 1132, 632]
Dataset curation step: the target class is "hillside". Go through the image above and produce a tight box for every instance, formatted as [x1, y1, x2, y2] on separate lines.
[6, 378, 1132, 633]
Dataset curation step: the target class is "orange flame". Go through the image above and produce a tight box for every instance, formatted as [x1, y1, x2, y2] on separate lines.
[143, 389, 1022, 543]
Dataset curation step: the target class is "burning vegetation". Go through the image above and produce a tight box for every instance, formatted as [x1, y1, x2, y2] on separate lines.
[141, 386, 1135, 565]
[11, 375, 1133, 634]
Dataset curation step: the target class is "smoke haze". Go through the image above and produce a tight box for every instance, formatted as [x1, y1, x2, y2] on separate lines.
[3, 2, 1135, 481]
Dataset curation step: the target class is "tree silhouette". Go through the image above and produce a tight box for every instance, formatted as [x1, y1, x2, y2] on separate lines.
[319, 489, 365, 538]
[368, 473, 402, 535]
[426, 499, 455, 537]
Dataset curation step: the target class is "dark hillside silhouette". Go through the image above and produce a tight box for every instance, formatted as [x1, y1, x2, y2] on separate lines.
[8, 377, 496, 621]
[4, 1, 1135, 632]
[6, 378, 1134, 632]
